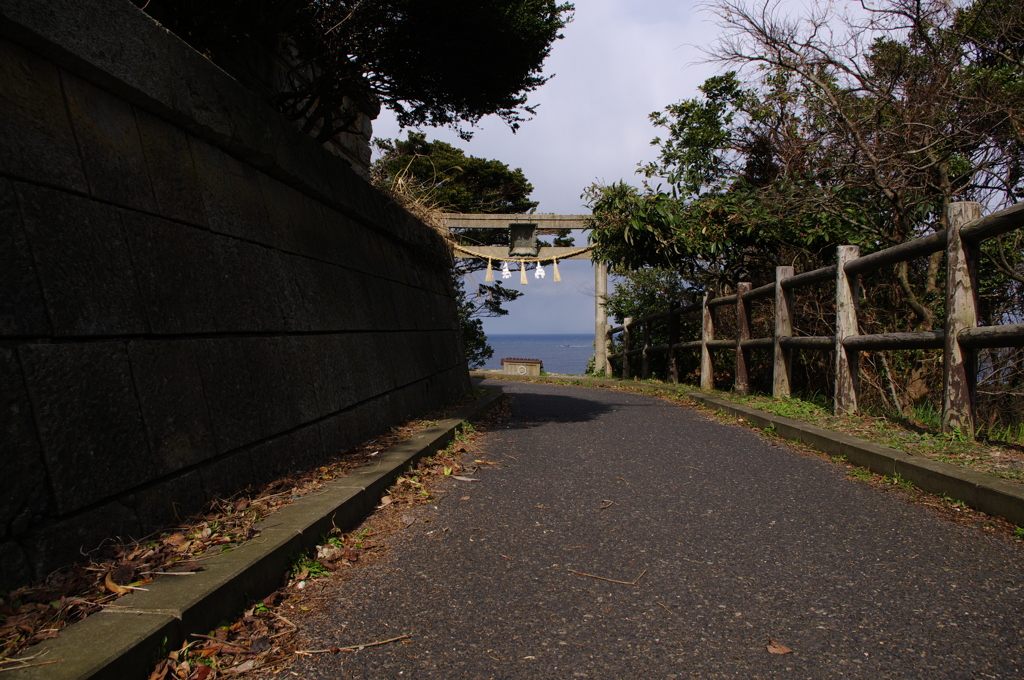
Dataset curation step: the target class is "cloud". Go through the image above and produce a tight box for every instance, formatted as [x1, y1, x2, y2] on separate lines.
[373, 0, 721, 214]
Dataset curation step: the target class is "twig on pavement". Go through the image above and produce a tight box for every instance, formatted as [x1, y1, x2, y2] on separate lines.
[295, 634, 411, 655]
[568, 569, 647, 586]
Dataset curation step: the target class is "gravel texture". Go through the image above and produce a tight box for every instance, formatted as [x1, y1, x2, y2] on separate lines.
[283, 380, 1024, 679]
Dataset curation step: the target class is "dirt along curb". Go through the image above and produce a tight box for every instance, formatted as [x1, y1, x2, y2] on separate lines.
[8, 387, 505, 680]
[471, 371, 1024, 529]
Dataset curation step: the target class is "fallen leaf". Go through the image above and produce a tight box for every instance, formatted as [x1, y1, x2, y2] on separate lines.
[316, 544, 345, 562]
[249, 637, 271, 654]
[460, 496, 471, 501]
[767, 639, 793, 655]
[224, 659, 259, 673]
[453, 476, 479, 482]
[165, 533, 188, 548]
[104, 571, 131, 596]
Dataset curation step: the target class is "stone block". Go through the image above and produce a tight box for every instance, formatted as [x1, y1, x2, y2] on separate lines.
[362, 229, 393, 272]
[341, 333, 396, 402]
[61, 70, 156, 212]
[0, 540, 29, 591]
[250, 423, 324, 482]
[269, 123, 335, 203]
[194, 338, 263, 454]
[309, 334, 363, 416]
[122, 469, 208, 535]
[0, 177, 49, 336]
[19, 342, 154, 513]
[22, 499, 143, 580]
[288, 256, 330, 332]
[189, 137, 273, 245]
[0, 39, 87, 193]
[244, 336, 321, 437]
[260, 173, 327, 255]
[440, 363, 471, 401]
[127, 340, 217, 475]
[134, 108, 207, 226]
[318, 410, 362, 459]
[235, 242, 307, 332]
[318, 205, 375, 271]
[16, 184, 149, 336]
[385, 333, 419, 388]
[336, 266, 379, 331]
[0, 348, 51, 537]
[291, 257, 373, 333]
[349, 395, 392, 442]
[389, 380, 431, 423]
[246, 437, 290, 483]
[123, 211, 257, 334]
[358, 276, 399, 332]
[199, 448, 259, 501]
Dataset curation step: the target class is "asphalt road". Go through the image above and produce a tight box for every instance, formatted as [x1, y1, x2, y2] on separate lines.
[284, 380, 1024, 679]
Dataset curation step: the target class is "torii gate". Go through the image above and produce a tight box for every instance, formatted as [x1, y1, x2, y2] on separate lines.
[441, 213, 611, 373]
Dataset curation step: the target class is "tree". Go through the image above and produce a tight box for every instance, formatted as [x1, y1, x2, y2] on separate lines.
[587, 0, 1024, 417]
[374, 132, 539, 215]
[139, 0, 574, 142]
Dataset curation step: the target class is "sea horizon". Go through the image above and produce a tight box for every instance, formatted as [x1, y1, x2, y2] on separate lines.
[482, 333, 595, 375]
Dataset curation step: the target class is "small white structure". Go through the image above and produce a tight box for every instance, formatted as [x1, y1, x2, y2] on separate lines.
[501, 357, 543, 376]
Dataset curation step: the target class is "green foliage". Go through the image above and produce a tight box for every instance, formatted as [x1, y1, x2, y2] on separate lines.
[140, 0, 574, 141]
[455, 277, 494, 369]
[374, 132, 539, 214]
[603, 268, 694, 324]
[290, 555, 329, 579]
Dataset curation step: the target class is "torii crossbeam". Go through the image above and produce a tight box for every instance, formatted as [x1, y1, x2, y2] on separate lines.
[441, 213, 611, 373]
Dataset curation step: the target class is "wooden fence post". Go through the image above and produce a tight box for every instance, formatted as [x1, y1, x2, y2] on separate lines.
[604, 324, 613, 376]
[667, 305, 680, 384]
[701, 292, 714, 390]
[642, 320, 652, 379]
[835, 245, 861, 414]
[622, 317, 633, 380]
[735, 282, 752, 395]
[943, 201, 982, 435]
[773, 267, 794, 398]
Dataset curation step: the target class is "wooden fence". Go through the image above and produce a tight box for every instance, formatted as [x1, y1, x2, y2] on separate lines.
[604, 201, 1024, 436]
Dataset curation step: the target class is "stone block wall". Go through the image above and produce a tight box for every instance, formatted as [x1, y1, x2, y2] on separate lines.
[0, 0, 469, 589]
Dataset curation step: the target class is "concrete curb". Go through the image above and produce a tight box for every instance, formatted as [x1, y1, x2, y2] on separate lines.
[10, 387, 505, 680]
[472, 372, 1024, 528]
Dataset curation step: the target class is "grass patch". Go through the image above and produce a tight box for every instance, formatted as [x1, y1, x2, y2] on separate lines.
[714, 392, 1024, 484]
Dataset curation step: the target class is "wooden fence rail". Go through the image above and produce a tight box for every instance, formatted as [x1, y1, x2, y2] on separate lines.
[605, 201, 1024, 436]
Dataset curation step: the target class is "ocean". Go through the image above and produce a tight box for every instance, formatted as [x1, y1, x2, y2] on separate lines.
[483, 333, 595, 375]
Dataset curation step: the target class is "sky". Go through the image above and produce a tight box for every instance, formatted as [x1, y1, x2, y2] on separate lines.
[372, 0, 723, 335]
